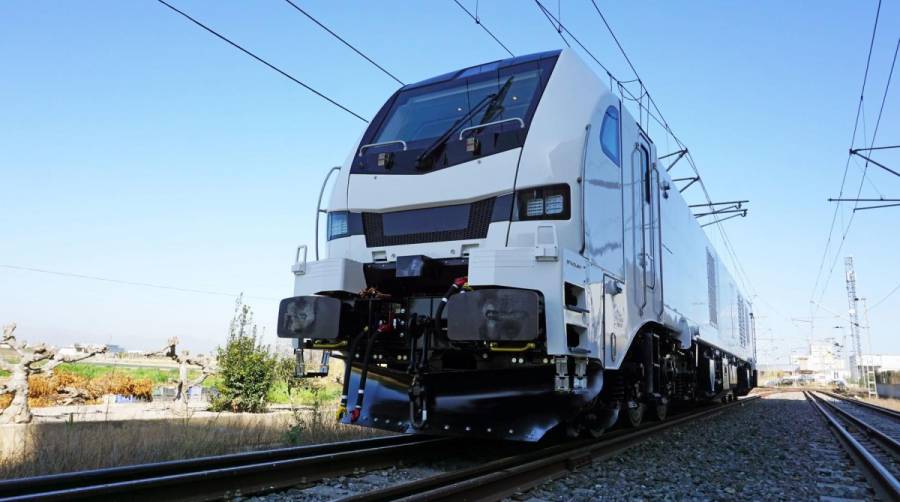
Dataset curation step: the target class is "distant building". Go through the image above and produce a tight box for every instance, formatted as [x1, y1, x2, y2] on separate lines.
[58, 344, 92, 357]
[853, 354, 900, 372]
[106, 344, 126, 354]
[789, 341, 849, 380]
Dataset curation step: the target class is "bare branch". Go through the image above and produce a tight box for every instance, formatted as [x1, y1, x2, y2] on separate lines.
[1, 323, 27, 357]
[1, 323, 16, 340]
[40, 345, 107, 375]
[145, 338, 178, 360]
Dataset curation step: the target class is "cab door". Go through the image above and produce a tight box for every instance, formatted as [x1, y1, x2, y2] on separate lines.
[631, 133, 662, 317]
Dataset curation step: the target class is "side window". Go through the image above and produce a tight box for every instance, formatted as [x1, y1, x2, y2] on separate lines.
[599, 105, 620, 165]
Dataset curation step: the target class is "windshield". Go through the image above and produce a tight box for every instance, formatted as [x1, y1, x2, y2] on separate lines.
[375, 67, 544, 144]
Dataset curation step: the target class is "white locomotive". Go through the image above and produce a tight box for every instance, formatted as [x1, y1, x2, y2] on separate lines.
[278, 49, 756, 441]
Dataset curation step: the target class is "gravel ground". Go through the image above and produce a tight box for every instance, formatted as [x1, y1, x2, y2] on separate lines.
[519, 392, 874, 501]
[249, 465, 445, 501]
[816, 391, 900, 481]
[245, 392, 877, 501]
[858, 397, 900, 413]
[823, 394, 900, 442]
[243, 443, 512, 501]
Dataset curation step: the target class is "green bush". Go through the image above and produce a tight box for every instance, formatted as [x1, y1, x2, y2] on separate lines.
[210, 299, 276, 413]
[267, 359, 342, 406]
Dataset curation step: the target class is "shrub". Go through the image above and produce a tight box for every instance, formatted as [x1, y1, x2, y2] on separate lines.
[210, 299, 276, 413]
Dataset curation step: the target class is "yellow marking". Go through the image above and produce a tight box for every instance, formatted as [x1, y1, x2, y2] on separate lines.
[488, 342, 536, 353]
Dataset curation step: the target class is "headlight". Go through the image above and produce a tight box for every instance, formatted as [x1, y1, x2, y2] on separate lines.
[515, 184, 570, 220]
[446, 289, 540, 342]
[327, 211, 349, 240]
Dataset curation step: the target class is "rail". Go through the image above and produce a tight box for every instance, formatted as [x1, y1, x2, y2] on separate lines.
[0, 434, 446, 501]
[818, 390, 900, 421]
[804, 391, 900, 501]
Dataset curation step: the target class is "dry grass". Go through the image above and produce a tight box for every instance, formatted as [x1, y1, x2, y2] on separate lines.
[0, 404, 383, 479]
[0, 371, 152, 409]
[858, 395, 900, 412]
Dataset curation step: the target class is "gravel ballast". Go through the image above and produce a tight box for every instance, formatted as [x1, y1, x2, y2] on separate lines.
[521, 392, 874, 501]
[247, 392, 879, 501]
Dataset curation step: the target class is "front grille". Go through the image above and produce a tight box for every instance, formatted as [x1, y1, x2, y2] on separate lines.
[363, 198, 495, 247]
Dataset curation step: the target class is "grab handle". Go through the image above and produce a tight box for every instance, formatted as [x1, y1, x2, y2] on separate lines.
[458, 117, 525, 140]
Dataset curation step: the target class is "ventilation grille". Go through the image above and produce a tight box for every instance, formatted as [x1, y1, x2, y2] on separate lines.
[707, 250, 718, 327]
[737, 296, 748, 347]
[363, 198, 495, 247]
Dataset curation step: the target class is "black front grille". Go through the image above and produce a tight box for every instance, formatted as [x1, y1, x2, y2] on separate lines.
[363, 198, 495, 247]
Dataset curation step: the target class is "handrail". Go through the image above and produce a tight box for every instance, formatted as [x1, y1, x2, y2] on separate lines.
[458, 117, 525, 140]
[489, 342, 536, 353]
[579, 123, 591, 255]
[357, 140, 407, 156]
[314, 166, 341, 260]
[312, 340, 348, 349]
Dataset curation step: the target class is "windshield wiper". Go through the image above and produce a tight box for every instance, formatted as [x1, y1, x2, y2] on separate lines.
[416, 76, 514, 170]
[480, 76, 514, 125]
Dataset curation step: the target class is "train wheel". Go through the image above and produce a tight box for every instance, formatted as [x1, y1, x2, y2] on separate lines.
[621, 400, 644, 428]
[651, 399, 668, 421]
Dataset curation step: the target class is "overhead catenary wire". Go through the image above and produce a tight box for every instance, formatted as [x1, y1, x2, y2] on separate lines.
[809, 0, 882, 304]
[534, 0, 571, 49]
[814, 33, 898, 308]
[0, 264, 279, 301]
[451, 0, 515, 57]
[870, 282, 900, 310]
[281, 0, 405, 86]
[156, 0, 369, 123]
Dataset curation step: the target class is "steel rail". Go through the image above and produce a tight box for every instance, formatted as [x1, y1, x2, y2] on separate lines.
[810, 392, 900, 454]
[342, 395, 763, 502]
[805, 391, 900, 501]
[0, 434, 450, 502]
[819, 390, 900, 421]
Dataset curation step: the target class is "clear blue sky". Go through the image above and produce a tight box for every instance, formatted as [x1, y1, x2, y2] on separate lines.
[1, 1, 898, 362]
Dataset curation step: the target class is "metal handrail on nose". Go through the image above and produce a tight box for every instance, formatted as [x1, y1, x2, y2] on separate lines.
[314, 166, 341, 260]
[357, 140, 408, 156]
[458, 117, 525, 140]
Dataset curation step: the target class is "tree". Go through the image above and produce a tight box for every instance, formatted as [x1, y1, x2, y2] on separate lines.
[147, 337, 215, 403]
[0, 323, 106, 424]
[210, 296, 277, 413]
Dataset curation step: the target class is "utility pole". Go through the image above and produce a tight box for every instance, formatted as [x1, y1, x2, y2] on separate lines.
[843, 257, 864, 384]
[860, 297, 878, 397]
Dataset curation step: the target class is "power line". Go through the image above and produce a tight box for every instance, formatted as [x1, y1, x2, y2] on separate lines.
[810, 0, 882, 303]
[281, 0, 405, 86]
[451, 0, 515, 57]
[156, 0, 369, 123]
[534, 0, 570, 49]
[814, 33, 897, 307]
[870, 281, 900, 310]
[0, 264, 279, 302]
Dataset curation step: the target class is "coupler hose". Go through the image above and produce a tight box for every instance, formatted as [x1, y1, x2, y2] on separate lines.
[406, 313, 419, 373]
[336, 332, 365, 421]
[351, 323, 387, 422]
[422, 276, 468, 370]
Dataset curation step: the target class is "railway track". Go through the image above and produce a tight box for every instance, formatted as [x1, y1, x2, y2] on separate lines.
[1, 395, 765, 502]
[336, 395, 763, 502]
[805, 391, 900, 501]
[0, 434, 457, 502]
